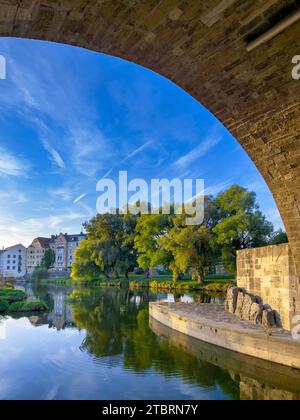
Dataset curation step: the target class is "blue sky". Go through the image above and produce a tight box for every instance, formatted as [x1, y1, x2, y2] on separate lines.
[0, 38, 283, 248]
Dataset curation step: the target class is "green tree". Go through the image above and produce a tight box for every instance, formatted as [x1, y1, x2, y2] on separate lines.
[270, 229, 288, 245]
[134, 213, 174, 273]
[72, 213, 138, 281]
[40, 249, 55, 269]
[71, 238, 108, 281]
[159, 215, 214, 283]
[212, 185, 274, 272]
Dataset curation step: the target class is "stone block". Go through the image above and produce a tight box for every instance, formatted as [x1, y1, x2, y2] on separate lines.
[262, 309, 276, 329]
[249, 302, 263, 324]
[235, 290, 245, 318]
[241, 293, 256, 321]
[225, 286, 240, 314]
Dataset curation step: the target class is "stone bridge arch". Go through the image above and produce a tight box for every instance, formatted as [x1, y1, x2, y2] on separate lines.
[0, 0, 300, 280]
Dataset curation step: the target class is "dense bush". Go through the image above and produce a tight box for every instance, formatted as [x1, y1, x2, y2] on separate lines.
[130, 280, 150, 289]
[203, 282, 234, 293]
[150, 280, 200, 291]
[9, 300, 48, 313]
[0, 298, 9, 313]
[0, 288, 27, 302]
[130, 279, 200, 291]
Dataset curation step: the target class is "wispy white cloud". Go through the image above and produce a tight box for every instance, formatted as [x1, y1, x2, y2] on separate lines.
[42, 140, 65, 169]
[73, 193, 86, 204]
[205, 179, 233, 196]
[48, 212, 88, 228]
[264, 207, 283, 229]
[174, 130, 222, 169]
[0, 146, 29, 176]
[0, 211, 90, 248]
[245, 180, 266, 193]
[0, 190, 28, 204]
[184, 179, 233, 204]
[123, 140, 153, 162]
[69, 127, 112, 176]
[103, 168, 113, 178]
[48, 187, 72, 201]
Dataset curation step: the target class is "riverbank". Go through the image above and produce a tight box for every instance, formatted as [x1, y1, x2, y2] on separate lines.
[0, 286, 48, 314]
[44, 273, 235, 293]
[129, 274, 235, 293]
[149, 302, 300, 369]
[11, 275, 234, 299]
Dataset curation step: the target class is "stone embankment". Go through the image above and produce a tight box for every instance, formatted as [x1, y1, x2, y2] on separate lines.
[225, 287, 282, 329]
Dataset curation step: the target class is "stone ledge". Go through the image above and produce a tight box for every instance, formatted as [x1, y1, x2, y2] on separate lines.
[149, 302, 300, 369]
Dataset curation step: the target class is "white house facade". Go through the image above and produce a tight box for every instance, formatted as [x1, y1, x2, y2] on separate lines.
[0, 244, 27, 279]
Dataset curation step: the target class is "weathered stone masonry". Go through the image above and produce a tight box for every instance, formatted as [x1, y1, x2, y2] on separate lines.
[237, 244, 299, 330]
[0, 2, 300, 290]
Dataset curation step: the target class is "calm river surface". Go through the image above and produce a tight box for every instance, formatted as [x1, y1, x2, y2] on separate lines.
[0, 284, 300, 400]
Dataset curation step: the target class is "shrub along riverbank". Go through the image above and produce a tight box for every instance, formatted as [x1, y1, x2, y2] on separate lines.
[66, 273, 235, 293]
[0, 287, 48, 314]
[129, 278, 235, 293]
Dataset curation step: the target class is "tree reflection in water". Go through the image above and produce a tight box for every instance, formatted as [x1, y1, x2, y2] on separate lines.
[24, 284, 300, 400]
[71, 288, 240, 399]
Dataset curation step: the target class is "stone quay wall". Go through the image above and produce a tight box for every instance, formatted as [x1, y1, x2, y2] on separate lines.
[237, 244, 300, 331]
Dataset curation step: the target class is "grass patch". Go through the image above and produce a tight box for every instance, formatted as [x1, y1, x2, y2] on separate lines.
[204, 274, 236, 282]
[0, 298, 9, 313]
[129, 276, 236, 294]
[202, 282, 235, 293]
[130, 279, 201, 292]
[0, 288, 27, 303]
[151, 280, 201, 291]
[9, 300, 48, 313]
[0, 286, 48, 313]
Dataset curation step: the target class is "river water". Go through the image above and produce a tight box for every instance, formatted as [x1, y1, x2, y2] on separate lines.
[0, 284, 299, 400]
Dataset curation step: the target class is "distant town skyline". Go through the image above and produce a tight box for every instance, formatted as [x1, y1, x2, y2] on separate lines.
[0, 38, 283, 248]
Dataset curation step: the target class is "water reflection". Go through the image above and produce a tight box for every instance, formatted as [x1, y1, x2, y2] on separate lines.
[150, 318, 300, 400]
[16, 282, 75, 330]
[0, 285, 299, 400]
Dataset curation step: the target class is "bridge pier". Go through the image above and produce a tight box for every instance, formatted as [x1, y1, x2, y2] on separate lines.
[237, 244, 300, 331]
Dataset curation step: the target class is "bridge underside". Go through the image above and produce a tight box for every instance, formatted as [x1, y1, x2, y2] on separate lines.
[0, 0, 300, 313]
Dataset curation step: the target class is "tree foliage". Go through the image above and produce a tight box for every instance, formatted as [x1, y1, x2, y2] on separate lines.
[212, 185, 274, 272]
[72, 213, 138, 281]
[270, 229, 288, 245]
[72, 185, 287, 281]
[134, 213, 174, 271]
[40, 249, 55, 269]
[158, 216, 214, 283]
